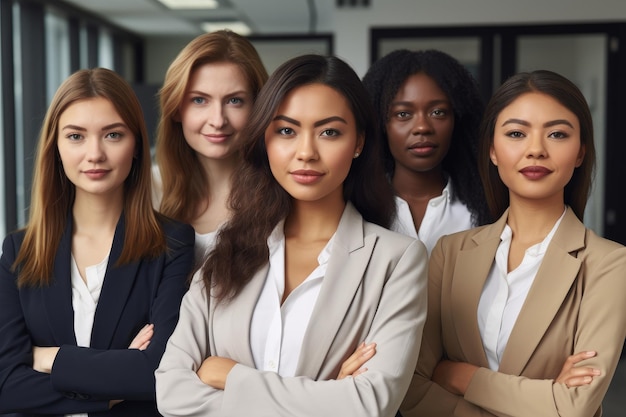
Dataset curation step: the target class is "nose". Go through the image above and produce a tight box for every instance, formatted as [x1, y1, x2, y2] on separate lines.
[86, 137, 106, 162]
[526, 133, 547, 159]
[206, 103, 227, 129]
[411, 112, 433, 135]
[296, 133, 318, 161]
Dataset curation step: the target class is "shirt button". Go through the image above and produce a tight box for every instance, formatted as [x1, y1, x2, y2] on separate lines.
[268, 360, 276, 369]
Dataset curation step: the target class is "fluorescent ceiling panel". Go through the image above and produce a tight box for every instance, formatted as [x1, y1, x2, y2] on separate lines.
[158, 0, 218, 9]
[201, 21, 251, 35]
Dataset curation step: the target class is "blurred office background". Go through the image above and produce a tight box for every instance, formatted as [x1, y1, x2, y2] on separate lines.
[1, 1, 625, 414]
[3, 0, 626, 240]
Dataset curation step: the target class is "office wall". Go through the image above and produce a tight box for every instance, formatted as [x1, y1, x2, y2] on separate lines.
[143, 0, 626, 81]
[332, 0, 626, 76]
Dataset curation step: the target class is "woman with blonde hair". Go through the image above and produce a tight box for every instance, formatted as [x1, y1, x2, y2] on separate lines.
[0, 68, 194, 416]
[154, 30, 268, 262]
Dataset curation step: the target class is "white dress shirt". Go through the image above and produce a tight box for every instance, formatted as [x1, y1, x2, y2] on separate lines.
[391, 181, 473, 255]
[68, 254, 108, 417]
[250, 221, 334, 377]
[477, 209, 566, 370]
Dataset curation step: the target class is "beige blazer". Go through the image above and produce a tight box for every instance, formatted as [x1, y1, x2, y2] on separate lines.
[156, 203, 428, 417]
[400, 208, 626, 417]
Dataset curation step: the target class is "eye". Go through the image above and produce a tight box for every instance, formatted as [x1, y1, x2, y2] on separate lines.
[548, 131, 569, 139]
[106, 132, 124, 140]
[506, 130, 525, 139]
[431, 108, 447, 117]
[66, 133, 83, 141]
[394, 111, 411, 120]
[227, 97, 244, 105]
[277, 127, 295, 136]
[321, 128, 341, 137]
[192, 96, 206, 105]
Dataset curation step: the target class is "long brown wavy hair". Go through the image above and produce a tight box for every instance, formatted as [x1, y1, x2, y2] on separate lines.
[155, 30, 268, 223]
[203, 54, 396, 303]
[14, 68, 165, 287]
[478, 70, 596, 221]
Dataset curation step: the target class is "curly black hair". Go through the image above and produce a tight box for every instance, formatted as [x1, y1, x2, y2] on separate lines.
[363, 49, 491, 226]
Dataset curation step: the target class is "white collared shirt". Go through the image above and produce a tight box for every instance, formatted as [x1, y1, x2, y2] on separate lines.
[250, 221, 334, 377]
[477, 209, 566, 370]
[68, 254, 108, 417]
[391, 181, 473, 255]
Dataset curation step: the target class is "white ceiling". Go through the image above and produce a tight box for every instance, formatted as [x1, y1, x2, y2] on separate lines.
[61, 0, 334, 37]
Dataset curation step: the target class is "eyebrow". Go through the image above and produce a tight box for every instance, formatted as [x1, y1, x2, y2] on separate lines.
[187, 89, 248, 97]
[390, 99, 449, 107]
[272, 115, 348, 127]
[61, 122, 127, 132]
[501, 118, 574, 128]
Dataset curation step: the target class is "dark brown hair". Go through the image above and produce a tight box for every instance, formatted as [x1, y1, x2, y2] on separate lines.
[478, 70, 595, 221]
[203, 54, 395, 302]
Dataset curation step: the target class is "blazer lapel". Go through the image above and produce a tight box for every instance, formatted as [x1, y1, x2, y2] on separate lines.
[450, 214, 507, 368]
[90, 214, 141, 349]
[499, 209, 584, 374]
[43, 215, 77, 345]
[296, 203, 375, 378]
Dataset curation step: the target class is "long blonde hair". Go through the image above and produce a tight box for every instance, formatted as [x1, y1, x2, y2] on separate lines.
[155, 30, 268, 223]
[14, 68, 165, 287]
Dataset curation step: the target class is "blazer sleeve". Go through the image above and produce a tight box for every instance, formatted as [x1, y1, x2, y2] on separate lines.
[49, 221, 195, 401]
[401, 237, 493, 417]
[463, 245, 626, 417]
[0, 233, 110, 415]
[155, 272, 225, 416]
[230, 239, 427, 416]
[156, 239, 427, 417]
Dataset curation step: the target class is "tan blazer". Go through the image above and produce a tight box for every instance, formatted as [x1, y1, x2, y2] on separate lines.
[156, 203, 428, 417]
[401, 208, 626, 417]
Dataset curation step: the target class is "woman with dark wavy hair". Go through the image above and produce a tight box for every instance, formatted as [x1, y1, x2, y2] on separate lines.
[156, 54, 428, 417]
[363, 49, 490, 254]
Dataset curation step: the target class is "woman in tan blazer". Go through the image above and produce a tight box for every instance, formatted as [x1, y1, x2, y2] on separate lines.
[155, 54, 428, 417]
[400, 70, 626, 417]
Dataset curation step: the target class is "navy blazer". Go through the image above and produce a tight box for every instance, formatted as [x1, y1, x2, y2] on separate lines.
[0, 213, 194, 416]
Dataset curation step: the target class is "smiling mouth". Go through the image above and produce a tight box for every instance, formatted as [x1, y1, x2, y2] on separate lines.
[203, 133, 231, 143]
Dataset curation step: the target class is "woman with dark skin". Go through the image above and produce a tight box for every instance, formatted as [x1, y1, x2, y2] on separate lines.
[363, 49, 490, 253]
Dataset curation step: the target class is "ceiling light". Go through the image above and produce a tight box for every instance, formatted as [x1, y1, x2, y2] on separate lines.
[201, 21, 252, 36]
[158, 0, 218, 9]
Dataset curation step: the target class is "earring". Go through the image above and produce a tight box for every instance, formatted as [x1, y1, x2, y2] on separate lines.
[354, 152, 360, 159]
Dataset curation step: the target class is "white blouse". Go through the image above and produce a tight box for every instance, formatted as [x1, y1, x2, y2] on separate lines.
[477, 209, 566, 370]
[250, 221, 334, 377]
[391, 181, 473, 255]
[68, 254, 108, 417]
